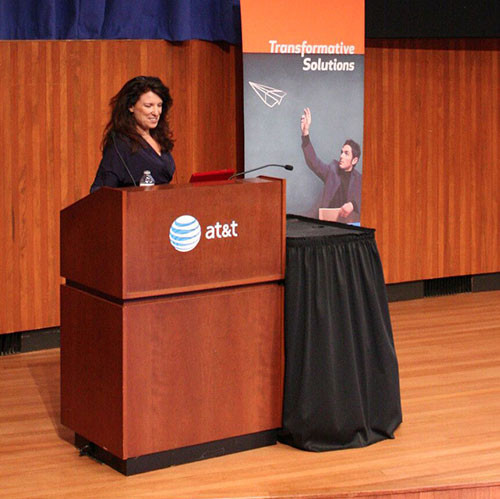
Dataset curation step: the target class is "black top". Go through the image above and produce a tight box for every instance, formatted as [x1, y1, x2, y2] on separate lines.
[90, 134, 175, 193]
[329, 169, 352, 209]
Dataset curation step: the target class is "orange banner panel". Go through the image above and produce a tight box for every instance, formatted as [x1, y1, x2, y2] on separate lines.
[241, 0, 364, 54]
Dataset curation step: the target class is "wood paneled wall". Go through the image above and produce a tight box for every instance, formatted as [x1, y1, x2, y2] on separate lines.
[0, 40, 242, 335]
[362, 38, 499, 283]
[0, 38, 498, 334]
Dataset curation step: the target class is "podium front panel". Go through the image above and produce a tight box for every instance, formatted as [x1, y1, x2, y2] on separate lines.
[123, 178, 284, 298]
[61, 178, 285, 299]
[123, 282, 284, 458]
[60, 282, 284, 459]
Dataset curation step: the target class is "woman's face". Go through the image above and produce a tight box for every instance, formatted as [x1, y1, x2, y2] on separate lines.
[129, 91, 163, 133]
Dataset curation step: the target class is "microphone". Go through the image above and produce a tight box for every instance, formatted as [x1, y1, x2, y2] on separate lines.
[228, 164, 294, 180]
[111, 131, 137, 186]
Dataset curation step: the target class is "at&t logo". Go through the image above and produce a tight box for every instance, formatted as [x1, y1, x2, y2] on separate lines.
[169, 215, 239, 253]
[169, 215, 202, 252]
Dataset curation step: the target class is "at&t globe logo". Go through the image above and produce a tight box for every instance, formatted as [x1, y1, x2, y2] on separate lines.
[169, 215, 202, 252]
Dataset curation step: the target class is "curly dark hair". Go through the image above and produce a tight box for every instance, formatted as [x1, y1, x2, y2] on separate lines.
[102, 76, 174, 153]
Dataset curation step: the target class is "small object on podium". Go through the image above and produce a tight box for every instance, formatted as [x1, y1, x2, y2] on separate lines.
[319, 208, 340, 222]
[189, 169, 234, 183]
[140, 170, 155, 187]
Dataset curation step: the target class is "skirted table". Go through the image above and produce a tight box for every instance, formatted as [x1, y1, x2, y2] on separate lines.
[279, 215, 402, 451]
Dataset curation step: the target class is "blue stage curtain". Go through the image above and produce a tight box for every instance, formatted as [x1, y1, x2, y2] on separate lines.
[0, 0, 241, 43]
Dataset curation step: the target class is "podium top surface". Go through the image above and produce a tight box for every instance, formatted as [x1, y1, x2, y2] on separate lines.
[61, 178, 286, 299]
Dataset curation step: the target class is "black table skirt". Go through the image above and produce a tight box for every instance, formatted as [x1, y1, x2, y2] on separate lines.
[279, 215, 402, 451]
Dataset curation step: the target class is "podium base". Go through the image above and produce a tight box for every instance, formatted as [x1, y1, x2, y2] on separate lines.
[75, 430, 278, 475]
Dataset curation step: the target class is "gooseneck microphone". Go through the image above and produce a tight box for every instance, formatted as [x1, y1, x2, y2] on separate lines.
[111, 131, 137, 186]
[228, 164, 294, 180]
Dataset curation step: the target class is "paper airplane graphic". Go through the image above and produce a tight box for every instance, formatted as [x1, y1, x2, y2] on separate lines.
[249, 82, 287, 108]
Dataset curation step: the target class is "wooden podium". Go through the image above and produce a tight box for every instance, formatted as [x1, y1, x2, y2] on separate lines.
[60, 177, 286, 475]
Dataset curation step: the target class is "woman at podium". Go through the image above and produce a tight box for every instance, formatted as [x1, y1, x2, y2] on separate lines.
[90, 76, 176, 192]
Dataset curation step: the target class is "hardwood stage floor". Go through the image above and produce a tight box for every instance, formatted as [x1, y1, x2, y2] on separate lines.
[1, 291, 499, 498]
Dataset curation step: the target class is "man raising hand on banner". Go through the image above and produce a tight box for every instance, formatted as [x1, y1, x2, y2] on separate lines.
[300, 107, 362, 223]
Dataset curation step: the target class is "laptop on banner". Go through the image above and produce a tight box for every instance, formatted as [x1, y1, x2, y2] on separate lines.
[189, 169, 235, 183]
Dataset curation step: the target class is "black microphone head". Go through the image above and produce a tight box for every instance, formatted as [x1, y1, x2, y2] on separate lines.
[284, 164, 294, 171]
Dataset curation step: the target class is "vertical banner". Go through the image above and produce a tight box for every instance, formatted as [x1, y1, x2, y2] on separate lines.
[241, 0, 365, 224]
